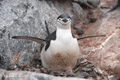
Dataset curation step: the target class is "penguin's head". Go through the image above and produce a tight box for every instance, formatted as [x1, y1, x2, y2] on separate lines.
[57, 14, 72, 29]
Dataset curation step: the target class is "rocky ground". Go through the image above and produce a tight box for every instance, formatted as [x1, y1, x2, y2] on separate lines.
[1, 57, 109, 80]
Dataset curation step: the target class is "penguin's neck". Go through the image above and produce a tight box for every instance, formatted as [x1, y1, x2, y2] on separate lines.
[56, 27, 73, 40]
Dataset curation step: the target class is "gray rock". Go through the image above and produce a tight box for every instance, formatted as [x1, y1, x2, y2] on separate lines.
[87, 0, 100, 7]
[108, 75, 117, 80]
[0, 69, 6, 80]
[82, 68, 93, 72]
[72, 2, 88, 24]
[78, 72, 89, 78]
[0, 70, 89, 80]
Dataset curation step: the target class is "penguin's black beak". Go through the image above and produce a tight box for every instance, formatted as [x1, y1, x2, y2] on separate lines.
[62, 19, 68, 22]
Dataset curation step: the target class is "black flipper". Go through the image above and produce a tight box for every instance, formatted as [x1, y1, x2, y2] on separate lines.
[77, 35, 106, 40]
[108, 0, 120, 12]
[45, 20, 50, 36]
[12, 36, 48, 43]
[45, 31, 56, 51]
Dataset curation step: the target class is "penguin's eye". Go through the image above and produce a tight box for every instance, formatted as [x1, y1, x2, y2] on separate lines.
[58, 18, 63, 21]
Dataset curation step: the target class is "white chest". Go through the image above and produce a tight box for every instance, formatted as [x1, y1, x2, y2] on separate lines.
[49, 38, 79, 53]
[49, 28, 79, 53]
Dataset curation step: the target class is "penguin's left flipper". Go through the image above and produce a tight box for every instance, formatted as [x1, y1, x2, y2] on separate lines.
[77, 35, 106, 40]
[12, 36, 47, 43]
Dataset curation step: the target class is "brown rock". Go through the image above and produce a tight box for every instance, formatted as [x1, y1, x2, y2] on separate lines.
[79, 0, 120, 79]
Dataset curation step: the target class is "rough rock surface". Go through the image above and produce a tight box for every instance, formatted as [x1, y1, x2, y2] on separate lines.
[0, 69, 87, 80]
[0, 57, 108, 80]
[0, 69, 88, 80]
[79, 0, 120, 79]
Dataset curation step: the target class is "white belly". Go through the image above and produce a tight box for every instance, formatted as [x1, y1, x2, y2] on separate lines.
[41, 38, 80, 70]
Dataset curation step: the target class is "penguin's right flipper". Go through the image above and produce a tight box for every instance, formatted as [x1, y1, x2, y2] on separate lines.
[77, 35, 106, 40]
[12, 36, 47, 43]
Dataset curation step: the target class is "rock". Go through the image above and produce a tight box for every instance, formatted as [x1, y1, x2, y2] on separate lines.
[108, 75, 117, 80]
[73, 0, 100, 8]
[0, 69, 6, 80]
[100, 0, 118, 9]
[82, 68, 92, 72]
[0, 69, 89, 80]
[87, 0, 100, 7]
[72, 2, 88, 24]
[76, 29, 84, 35]
[79, 0, 120, 79]
[89, 18, 97, 23]
[78, 72, 89, 78]
[73, 57, 108, 80]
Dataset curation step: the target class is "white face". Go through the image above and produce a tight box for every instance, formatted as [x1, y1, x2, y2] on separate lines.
[57, 17, 71, 25]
